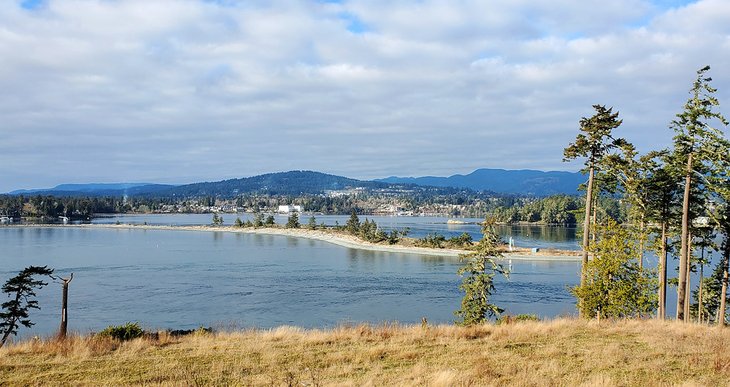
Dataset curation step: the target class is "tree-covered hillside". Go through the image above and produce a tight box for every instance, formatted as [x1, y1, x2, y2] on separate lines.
[156, 171, 387, 197]
[377, 168, 585, 196]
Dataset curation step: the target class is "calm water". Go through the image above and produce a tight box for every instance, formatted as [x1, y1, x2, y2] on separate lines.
[2, 225, 580, 337]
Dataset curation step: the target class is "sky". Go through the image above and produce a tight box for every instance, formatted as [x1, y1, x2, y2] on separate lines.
[1, 0, 729, 192]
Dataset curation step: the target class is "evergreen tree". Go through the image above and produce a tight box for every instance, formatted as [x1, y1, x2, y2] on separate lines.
[265, 215, 276, 226]
[572, 220, 657, 319]
[286, 213, 300, 229]
[0, 266, 54, 348]
[718, 235, 730, 326]
[691, 255, 728, 324]
[211, 213, 223, 226]
[670, 66, 729, 321]
[346, 210, 360, 235]
[307, 216, 317, 230]
[713, 201, 730, 325]
[455, 218, 509, 325]
[564, 104, 626, 304]
[359, 219, 379, 241]
[644, 153, 680, 319]
[253, 213, 264, 228]
[603, 142, 656, 266]
[234, 217, 244, 227]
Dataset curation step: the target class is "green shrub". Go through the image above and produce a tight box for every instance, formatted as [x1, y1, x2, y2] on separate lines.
[98, 322, 144, 341]
[496, 314, 540, 325]
[415, 233, 447, 248]
[447, 232, 473, 248]
[514, 314, 540, 322]
[386, 229, 408, 245]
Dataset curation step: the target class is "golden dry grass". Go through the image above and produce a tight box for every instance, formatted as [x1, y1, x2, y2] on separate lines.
[1, 319, 729, 386]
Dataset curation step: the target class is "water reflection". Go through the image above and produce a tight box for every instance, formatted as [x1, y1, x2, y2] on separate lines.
[286, 237, 300, 248]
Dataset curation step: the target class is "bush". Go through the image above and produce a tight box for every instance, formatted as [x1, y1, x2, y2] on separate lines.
[168, 326, 213, 337]
[447, 232, 473, 248]
[98, 322, 144, 341]
[415, 233, 447, 248]
[496, 314, 540, 325]
[514, 314, 540, 322]
[386, 229, 408, 245]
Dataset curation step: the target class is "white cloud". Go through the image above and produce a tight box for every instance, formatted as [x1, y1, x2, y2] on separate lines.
[0, 0, 728, 191]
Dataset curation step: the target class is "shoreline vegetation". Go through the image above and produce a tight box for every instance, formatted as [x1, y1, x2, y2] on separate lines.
[0, 189, 590, 226]
[5, 223, 581, 261]
[1, 318, 728, 385]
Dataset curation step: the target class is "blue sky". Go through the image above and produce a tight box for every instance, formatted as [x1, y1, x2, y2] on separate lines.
[1, 0, 729, 192]
[19, 0, 43, 9]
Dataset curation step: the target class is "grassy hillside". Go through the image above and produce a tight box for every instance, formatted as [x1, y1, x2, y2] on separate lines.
[1, 319, 729, 386]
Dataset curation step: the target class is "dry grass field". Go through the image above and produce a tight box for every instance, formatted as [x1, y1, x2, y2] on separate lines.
[1, 318, 729, 386]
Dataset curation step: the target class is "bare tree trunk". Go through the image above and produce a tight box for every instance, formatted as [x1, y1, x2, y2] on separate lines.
[639, 217, 645, 270]
[0, 326, 13, 349]
[579, 167, 595, 318]
[699, 260, 704, 324]
[0, 293, 22, 348]
[58, 274, 73, 339]
[659, 222, 667, 320]
[684, 234, 692, 321]
[677, 153, 693, 321]
[719, 248, 729, 327]
[591, 196, 598, 245]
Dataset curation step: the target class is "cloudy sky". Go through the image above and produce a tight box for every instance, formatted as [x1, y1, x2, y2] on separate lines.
[1, 0, 729, 192]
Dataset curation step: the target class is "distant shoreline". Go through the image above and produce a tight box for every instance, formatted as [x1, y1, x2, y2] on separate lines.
[4, 223, 582, 262]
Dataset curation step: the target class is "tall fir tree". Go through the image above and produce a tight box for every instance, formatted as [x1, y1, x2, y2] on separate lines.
[670, 66, 729, 321]
[564, 104, 626, 311]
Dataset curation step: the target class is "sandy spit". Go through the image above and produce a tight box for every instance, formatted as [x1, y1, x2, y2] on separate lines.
[5, 223, 582, 261]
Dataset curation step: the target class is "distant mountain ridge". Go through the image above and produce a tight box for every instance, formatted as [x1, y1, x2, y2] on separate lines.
[6, 169, 584, 198]
[375, 168, 584, 196]
[8, 183, 175, 197]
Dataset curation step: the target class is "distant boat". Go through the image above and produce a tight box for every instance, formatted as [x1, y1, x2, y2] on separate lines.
[0, 216, 12, 223]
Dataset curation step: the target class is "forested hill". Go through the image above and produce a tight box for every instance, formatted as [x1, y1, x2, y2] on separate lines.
[8, 170, 573, 198]
[6, 171, 483, 199]
[8, 183, 174, 197]
[158, 171, 391, 197]
[376, 168, 585, 196]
